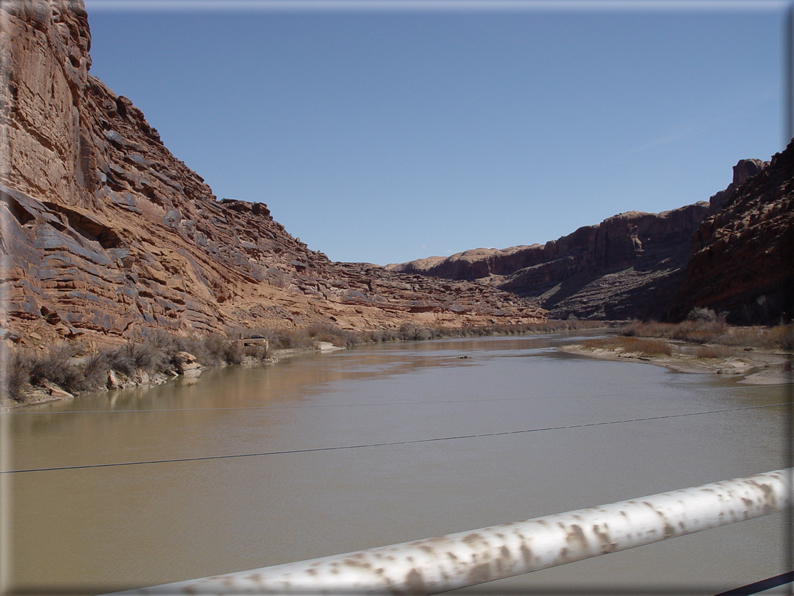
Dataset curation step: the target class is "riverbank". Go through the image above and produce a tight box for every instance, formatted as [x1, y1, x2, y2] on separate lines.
[560, 336, 792, 385]
[1, 320, 611, 409]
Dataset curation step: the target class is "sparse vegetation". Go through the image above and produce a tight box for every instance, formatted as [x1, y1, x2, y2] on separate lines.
[306, 323, 361, 348]
[622, 319, 793, 350]
[574, 312, 793, 364]
[581, 336, 673, 356]
[6, 349, 34, 399]
[1, 330, 272, 403]
[28, 344, 80, 388]
[686, 307, 724, 323]
[555, 302, 794, 370]
[694, 345, 736, 359]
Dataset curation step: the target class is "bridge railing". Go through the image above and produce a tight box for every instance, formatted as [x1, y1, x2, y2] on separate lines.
[109, 468, 792, 595]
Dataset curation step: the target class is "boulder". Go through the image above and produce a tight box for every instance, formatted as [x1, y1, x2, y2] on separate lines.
[174, 351, 203, 375]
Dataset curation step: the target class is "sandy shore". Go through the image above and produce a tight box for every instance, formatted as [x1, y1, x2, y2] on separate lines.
[559, 342, 792, 385]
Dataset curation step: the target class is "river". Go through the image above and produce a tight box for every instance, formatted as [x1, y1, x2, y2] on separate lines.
[2, 333, 791, 595]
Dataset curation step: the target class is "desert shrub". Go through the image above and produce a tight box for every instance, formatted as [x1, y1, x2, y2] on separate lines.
[416, 327, 433, 341]
[140, 330, 177, 356]
[462, 326, 492, 338]
[769, 325, 794, 350]
[428, 327, 446, 339]
[398, 323, 420, 341]
[622, 320, 672, 338]
[105, 346, 135, 376]
[620, 318, 794, 350]
[621, 321, 640, 337]
[305, 323, 361, 347]
[672, 320, 728, 344]
[28, 344, 80, 388]
[624, 320, 727, 344]
[367, 329, 401, 343]
[73, 351, 112, 392]
[243, 344, 267, 360]
[4, 345, 110, 398]
[582, 336, 672, 356]
[270, 327, 311, 350]
[366, 330, 384, 343]
[720, 326, 769, 348]
[107, 340, 167, 376]
[687, 307, 719, 322]
[222, 340, 246, 364]
[628, 338, 673, 355]
[2, 327, 285, 401]
[4, 348, 34, 400]
[192, 333, 228, 366]
[694, 345, 736, 359]
[528, 320, 604, 334]
[398, 323, 434, 341]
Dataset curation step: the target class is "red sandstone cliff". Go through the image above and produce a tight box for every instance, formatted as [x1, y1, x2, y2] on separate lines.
[668, 142, 793, 324]
[390, 203, 712, 319]
[389, 158, 773, 321]
[0, 1, 546, 350]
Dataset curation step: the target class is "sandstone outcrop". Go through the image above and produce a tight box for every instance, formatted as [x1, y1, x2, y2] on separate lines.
[0, 1, 546, 352]
[390, 201, 719, 320]
[389, 154, 781, 321]
[668, 142, 792, 324]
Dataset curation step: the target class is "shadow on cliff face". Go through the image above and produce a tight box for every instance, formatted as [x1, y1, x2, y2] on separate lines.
[502, 259, 689, 321]
[667, 140, 794, 325]
[391, 152, 790, 324]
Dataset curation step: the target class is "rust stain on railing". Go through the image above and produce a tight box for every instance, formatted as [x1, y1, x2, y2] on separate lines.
[107, 468, 792, 595]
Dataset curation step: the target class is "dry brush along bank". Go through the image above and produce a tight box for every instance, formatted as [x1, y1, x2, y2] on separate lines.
[561, 317, 794, 385]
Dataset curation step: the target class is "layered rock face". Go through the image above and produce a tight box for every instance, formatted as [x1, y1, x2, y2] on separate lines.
[391, 201, 718, 320]
[392, 152, 785, 322]
[668, 143, 792, 324]
[0, 1, 546, 350]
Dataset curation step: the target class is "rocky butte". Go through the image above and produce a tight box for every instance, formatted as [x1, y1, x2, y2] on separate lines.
[390, 151, 792, 324]
[0, 0, 547, 352]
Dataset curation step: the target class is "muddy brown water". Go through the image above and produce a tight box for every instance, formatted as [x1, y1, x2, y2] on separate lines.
[2, 333, 792, 595]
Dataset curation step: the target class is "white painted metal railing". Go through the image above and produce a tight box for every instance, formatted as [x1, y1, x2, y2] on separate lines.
[109, 468, 792, 595]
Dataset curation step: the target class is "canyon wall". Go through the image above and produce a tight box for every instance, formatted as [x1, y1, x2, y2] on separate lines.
[0, 1, 546, 350]
[668, 143, 793, 324]
[390, 157, 780, 321]
[390, 203, 712, 320]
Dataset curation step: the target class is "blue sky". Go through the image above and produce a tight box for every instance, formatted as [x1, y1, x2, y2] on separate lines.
[83, 1, 788, 265]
